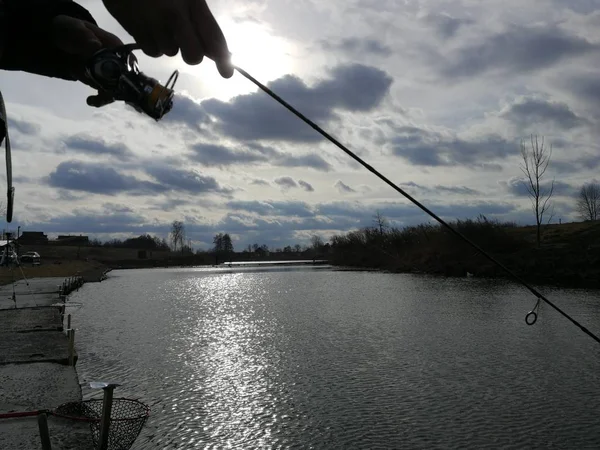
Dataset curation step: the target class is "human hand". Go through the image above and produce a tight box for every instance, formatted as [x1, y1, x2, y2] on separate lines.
[52, 15, 124, 107]
[102, 0, 233, 78]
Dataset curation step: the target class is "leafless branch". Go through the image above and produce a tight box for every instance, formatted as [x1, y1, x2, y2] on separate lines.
[519, 134, 555, 247]
[576, 182, 600, 221]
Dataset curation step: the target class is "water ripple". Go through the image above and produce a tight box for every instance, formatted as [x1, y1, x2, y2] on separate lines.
[70, 267, 600, 449]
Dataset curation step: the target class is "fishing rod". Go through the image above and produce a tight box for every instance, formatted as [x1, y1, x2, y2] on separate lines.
[231, 66, 600, 345]
[0, 90, 15, 223]
[6, 44, 595, 343]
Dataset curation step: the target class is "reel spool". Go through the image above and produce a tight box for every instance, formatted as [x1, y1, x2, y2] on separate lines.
[85, 44, 178, 121]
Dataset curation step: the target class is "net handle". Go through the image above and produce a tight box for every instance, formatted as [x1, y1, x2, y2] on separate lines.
[0, 410, 47, 419]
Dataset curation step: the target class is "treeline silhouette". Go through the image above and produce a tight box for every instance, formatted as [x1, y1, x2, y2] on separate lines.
[89, 234, 170, 250]
[329, 214, 526, 276]
[328, 213, 600, 287]
[79, 214, 599, 287]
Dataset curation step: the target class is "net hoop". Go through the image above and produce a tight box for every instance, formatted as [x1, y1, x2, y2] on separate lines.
[52, 398, 149, 422]
[52, 398, 150, 450]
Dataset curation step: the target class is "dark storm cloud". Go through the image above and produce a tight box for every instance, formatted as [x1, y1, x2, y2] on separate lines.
[149, 198, 214, 213]
[552, 153, 600, 173]
[190, 143, 266, 167]
[550, 0, 600, 14]
[250, 178, 270, 186]
[440, 24, 598, 79]
[144, 165, 233, 195]
[45, 160, 230, 196]
[319, 37, 392, 56]
[276, 153, 332, 171]
[200, 64, 393, 142]
[390, 125, 515, 167]
[162, 94, 210, 130]
[334, 180, 356, 193]
[422, 13, 473, 39]
[215, 212, 361, 235]
[564, 73, 600, 112]
[189, 142, 332, 171]
[504, 178, 579, 197]
[274, 176, 298, 190]
[317, 200, 518, 225]
[21, 207, 159, 234]
[298, 180, 315, 192]
[62, 133, 135, 161]
[46, 160, 165, 195]
[436, 185, 480, 195]
[499, 97, 587, 130]
[101, 203, 134, 214]
[400, 181, 481, 196]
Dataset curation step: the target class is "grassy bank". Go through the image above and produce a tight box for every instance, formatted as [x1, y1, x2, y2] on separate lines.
[0, 244, 216, 286]
[329, 218, 600, 289]
[1, 242, 323, 286]
[0, 260, 109, 286]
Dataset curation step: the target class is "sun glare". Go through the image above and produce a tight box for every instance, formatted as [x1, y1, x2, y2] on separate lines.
[178, 18, 296, 100]
[225, 20, 294, 81]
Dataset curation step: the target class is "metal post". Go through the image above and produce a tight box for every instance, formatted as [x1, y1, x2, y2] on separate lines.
[68, 329, 75, 366]
[67, 314, 71, 331]
[37, 413, 52, 450]
[98, 385, 116, 450]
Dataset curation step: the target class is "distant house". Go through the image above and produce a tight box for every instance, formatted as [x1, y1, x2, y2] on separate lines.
[0, 240, 20, 252]
[18, 231, 49, 245]
[55, 235, 90, 246]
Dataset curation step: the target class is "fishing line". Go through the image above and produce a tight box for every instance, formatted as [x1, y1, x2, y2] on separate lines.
[233, 65, 600, 346]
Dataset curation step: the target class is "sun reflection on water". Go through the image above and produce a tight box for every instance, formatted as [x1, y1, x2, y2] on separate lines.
[173, 273, 282, 447]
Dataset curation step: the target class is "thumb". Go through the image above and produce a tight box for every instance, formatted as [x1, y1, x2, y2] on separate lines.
[86, 91, 115, 108]
[215, 53, 234, 79]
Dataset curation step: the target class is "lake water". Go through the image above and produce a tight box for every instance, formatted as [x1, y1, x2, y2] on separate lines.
[69, 265, 600, 449]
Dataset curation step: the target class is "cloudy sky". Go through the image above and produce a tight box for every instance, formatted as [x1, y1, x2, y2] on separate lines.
[1, 0, 599, 250]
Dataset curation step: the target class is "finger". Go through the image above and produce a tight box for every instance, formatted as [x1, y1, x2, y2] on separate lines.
[128, 29, 162, 58]
[191, 1, 233, 78]
[174, 11, 204, 65]
[86, 92, 115, 108]
[156, 23, 179, 57]
[83, 22, 124, 49]
[215, 54, 234, 79]
[53, 16, 103, 58]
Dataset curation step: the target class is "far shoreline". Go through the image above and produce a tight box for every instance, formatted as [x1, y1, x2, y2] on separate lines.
[90, 260, 600, 292]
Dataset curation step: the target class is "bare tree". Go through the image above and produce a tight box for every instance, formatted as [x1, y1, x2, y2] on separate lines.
[520, 135, 555, 248]
[373, 210, 389, 235]
[170, 220, 185, 252]
[310, 234, 324, 250]
[576, 182, 600, 221]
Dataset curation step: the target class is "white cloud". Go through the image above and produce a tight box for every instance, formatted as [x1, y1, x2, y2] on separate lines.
[2, 0, 598, 249]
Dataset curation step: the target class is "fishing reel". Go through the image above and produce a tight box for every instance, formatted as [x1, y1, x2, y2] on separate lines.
[85, 44, 178, 121]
